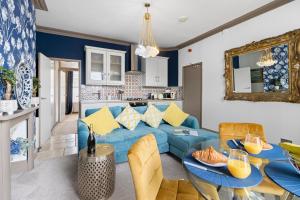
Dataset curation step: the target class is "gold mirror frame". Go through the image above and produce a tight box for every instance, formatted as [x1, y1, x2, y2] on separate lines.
[224, 29, 300, 103]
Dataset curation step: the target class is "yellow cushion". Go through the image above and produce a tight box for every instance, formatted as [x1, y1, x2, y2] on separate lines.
[81, 106, 119, 135]
[163, 103, 189, 127]
[143, 104, 164, 128]
[116, 105, 141, 130]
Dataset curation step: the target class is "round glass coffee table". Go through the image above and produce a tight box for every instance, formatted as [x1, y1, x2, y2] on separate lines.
[183, 138, 299, 200]
[78, 144, 115, 200]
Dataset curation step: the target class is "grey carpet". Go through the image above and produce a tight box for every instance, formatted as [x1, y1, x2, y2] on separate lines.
[12, 153, 187, 200]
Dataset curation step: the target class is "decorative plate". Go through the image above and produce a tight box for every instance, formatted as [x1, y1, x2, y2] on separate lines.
[15, 62, 32, 109]
[194, 157, 227, 167]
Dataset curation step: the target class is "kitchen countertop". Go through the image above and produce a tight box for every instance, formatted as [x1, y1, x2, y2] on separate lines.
[80, 99, 183, 104]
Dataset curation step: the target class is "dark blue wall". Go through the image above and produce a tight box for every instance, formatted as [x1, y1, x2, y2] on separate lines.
[36, 31, 178, 86]
[36, 32, 130, 84]
[158, 50, 178, 86]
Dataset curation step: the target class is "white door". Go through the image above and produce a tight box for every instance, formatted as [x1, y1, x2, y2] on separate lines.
[59, 71, 66, 122]
[150, 58, 159, 87]
[158, 58, 168, 87]
[38, 53, 52, 146]
[107, 51, 125, 85]
[234, 67, 252, 93]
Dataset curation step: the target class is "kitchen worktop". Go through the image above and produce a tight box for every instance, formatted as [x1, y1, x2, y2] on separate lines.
[80, 99, 183, 104]
[80, 99, 183, 118]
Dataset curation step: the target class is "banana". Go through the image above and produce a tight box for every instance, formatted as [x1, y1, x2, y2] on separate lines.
[279, 142, 300, 155]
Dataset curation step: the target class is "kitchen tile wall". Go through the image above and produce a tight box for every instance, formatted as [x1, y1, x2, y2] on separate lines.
[80, 74, 182, 101]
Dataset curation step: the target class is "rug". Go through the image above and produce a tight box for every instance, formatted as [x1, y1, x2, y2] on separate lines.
[12, 153, 187, 200]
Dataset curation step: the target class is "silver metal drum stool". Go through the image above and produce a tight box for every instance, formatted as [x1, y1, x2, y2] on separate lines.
[78, 144, 115, 200]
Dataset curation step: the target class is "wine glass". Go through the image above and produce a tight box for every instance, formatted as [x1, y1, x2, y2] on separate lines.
[227, 149, 251, 179]
[244, 134, 263, 155]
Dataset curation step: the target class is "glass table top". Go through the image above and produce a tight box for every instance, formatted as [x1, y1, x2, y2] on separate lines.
[183, 138, 300, 200]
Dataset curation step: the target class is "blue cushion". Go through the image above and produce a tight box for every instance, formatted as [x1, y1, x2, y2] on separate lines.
[159, 124, 219, 152]
[85, 106, 123, 118]
[133, 106, 148, 114]
[154, 104, 169, 112]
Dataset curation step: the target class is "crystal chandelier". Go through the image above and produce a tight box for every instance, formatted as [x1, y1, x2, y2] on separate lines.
[256, 49, 278, 67]
[135, 3, 159, 58]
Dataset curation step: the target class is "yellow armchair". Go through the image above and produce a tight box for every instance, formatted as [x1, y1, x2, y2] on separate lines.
[128, 134, 203, 200]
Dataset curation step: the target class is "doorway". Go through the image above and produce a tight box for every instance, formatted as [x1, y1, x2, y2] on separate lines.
[182, 63, 202, 127]
[51, 59, 80, 135]
[38, 53, 80, 159]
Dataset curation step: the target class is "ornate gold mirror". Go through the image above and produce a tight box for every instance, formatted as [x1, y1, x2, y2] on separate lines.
[224, 29, 300, 103]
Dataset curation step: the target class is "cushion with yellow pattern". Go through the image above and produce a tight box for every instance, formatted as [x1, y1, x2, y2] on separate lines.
[142, 104, 164, 128]
[163, 103, 189, 127]
[81, 106, 120, 135]
[116, 106, 141, 130]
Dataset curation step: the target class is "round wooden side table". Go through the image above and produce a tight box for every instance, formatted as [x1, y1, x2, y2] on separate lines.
[78, 144, 115, 200]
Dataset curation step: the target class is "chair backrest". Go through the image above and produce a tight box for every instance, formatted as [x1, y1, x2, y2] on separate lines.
[128, 134, 163, 200]
[219, 123, 266, 142]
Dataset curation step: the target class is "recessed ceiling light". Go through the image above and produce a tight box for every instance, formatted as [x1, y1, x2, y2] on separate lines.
[178, 16, 188, 23]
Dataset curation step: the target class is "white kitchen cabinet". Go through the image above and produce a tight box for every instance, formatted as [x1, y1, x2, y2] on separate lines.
[85, 46, 125, 85]
[142, 56, 168, 87]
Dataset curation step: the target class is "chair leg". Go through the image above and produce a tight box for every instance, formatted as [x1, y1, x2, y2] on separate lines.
[279, 192, 294, 200]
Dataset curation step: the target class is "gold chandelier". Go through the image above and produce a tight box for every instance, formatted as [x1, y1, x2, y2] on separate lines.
[135, 3, 159, 58]
[256, 49, 278, 67]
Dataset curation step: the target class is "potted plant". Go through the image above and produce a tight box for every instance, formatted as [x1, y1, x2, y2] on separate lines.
[0, 66, 16, 100]
[0, 66, 18, 115]
[31, 77, 41, 106]
[274, 79, 281, 91]
[32, 77, 41, 97]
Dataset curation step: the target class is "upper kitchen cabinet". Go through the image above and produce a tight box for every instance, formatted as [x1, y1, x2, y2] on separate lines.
[142, 56, 168, 87]
[85, 46, 125, 85]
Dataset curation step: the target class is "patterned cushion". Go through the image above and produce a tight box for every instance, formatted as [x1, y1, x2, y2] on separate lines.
[142, 104, 164, 128]
[116, 106, 141, 130]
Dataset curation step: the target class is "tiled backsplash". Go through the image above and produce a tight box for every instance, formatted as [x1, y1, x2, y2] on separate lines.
[80, 74, 182, 101]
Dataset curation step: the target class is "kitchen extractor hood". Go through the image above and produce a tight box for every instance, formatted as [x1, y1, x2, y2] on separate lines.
[126, 44, 142, 74]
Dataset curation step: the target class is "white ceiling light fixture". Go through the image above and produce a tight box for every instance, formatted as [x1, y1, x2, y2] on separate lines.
[135, 3, 159, 58]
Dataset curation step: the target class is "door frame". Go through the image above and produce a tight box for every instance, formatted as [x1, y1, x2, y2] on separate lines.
[49, 57, 82, 123]
[182, 62, 203, 127]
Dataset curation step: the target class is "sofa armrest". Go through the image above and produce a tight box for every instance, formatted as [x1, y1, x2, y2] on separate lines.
[182, 115, 200, 129]
[78, 120, 89, 151]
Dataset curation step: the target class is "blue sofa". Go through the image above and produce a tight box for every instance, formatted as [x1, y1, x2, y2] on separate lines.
[78, 104, 218, 163]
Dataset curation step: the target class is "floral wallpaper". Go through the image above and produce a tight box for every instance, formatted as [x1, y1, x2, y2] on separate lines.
[0, 0, 36, 99]
[263, 44, 289, 92]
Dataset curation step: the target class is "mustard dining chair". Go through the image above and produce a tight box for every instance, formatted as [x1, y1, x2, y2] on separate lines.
[128, 134, 203, 200]
[219, 122, 266, 142]
[219, 122, 285, 197]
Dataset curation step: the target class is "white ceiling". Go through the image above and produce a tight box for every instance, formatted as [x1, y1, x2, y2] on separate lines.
[36, 0, 273, 48]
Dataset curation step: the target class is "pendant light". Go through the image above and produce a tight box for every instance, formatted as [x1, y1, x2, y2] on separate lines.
[135, 3, 159, 58]
[256, 49, 278, 67]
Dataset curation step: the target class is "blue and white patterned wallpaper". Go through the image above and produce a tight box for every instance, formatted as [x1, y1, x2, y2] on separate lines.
[0, 0, 36, 99]
[263, 44, 289, 92]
